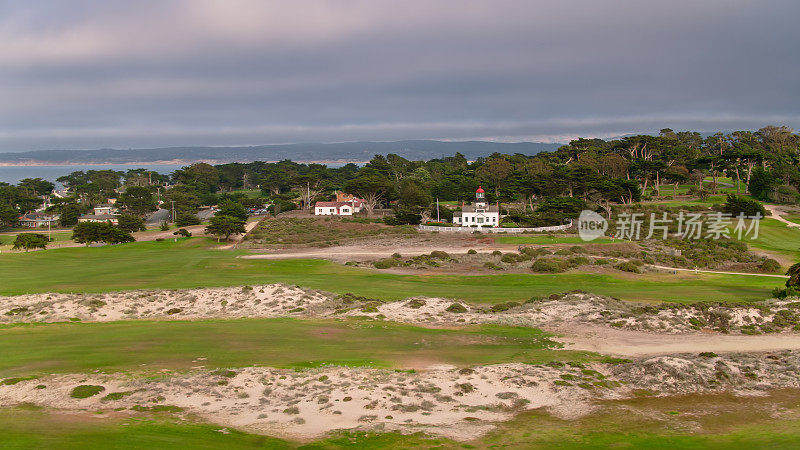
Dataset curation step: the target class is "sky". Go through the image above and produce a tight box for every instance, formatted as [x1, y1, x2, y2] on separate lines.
[1, 0, 799, 152]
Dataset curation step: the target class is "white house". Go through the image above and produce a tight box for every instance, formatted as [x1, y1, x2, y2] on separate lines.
[314, 201, 358, 216]
[77, 204, 120, 225]
[452, 186, 500, 228]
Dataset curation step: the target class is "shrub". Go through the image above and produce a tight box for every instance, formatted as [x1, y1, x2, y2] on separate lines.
[467, 249, 477, 254]
[373, 258, 400, 269]
[489, 302, 520, 313]
[569, 246, 587, 253]
[173, 228, 192, 237]
[531, 258, 567, 273]
[760, 259, 781, 273]
[614, 261, 641, 273]
[429, 250, 450, 259]
[492, 250, 502, 256]
[391, 252, 402, 259]
[446, 303, 468, 313]
[483, 262, 503, 270]
[500, 253, 518, 264]
[568, 256, 591, 267]
[70, 385, 105, 399]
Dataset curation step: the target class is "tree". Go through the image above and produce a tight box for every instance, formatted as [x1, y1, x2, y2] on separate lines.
[749, 167, 777, 201]
[722, 194, 767, 217]
[117, 214, 146, 233]
[175, 212, 201, 227]
[117, 186, 157, 216]
[18, 178, 55, 197]
[391, 181, 432, 224]
[788, 262, 800, 288]
[12, 233, 48, 251]
[205, 215, 246, 242]
[476, 157, 512, 196]
[216, 201, 248, 221]
[72, 222, 134, 245]
[344, 173, 392, 216]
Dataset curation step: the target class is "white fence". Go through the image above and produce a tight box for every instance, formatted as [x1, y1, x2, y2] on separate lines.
[417, 221, 573, 234]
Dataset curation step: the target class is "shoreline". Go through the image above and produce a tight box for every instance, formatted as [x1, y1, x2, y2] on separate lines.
[0, 160, 368, 167]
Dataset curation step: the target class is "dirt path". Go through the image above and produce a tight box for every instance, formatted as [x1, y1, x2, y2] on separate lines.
[765, 204, 800, 228]
[553, 324, 800, 356]
[650, 264, 788, 279]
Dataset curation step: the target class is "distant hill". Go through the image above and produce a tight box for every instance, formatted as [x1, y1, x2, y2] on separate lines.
[0, 140, 561, 166]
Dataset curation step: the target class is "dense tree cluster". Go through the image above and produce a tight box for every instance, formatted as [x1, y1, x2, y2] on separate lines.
[2, 126, 798, 229]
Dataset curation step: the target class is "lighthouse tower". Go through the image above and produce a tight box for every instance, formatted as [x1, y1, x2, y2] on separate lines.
[475, 186, 486, 208]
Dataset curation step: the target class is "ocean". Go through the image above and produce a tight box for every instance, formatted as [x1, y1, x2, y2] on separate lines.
[0, 164, 185, 185]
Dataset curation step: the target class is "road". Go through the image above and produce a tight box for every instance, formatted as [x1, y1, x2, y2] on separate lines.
[555, 324, 800, 356]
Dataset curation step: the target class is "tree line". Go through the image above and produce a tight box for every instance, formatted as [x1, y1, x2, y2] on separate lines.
[1, 125, 798, 229]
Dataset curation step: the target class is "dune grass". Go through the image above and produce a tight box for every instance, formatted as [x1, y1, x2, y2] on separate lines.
[0, 318, 584, 377]
[6, 390, 800, 448]
[0, 238, 781, 303]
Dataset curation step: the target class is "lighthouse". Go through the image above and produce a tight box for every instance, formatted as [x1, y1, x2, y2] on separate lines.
[452, 185, 500, 228]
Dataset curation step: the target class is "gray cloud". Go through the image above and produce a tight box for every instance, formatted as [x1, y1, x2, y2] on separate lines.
[1, 0, 799, 151]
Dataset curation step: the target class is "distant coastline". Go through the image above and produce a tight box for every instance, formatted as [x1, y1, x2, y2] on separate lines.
[0, 159, 369, 167]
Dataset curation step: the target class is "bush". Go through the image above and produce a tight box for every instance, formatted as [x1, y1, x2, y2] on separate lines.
[483, 262, 503, 270]
[531, 258, 567, 273]
[373, 258, 400, 269]
[568, 256, 591, 267]
[760, 259, 781, 273]
[614, 261, 641, 273]
[500, 253, 519, 263]
[173, 228, 192, 237]
[489, 302, 521, 312]
[446, 303, 468, 313]
[70, 385, 105, 398]
[159, 221, 170, 231]
[429, 250, 450, 259]
[467, 249, 477, 254]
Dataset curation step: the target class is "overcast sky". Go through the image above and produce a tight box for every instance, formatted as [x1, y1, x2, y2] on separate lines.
[1, 0, 799, 151]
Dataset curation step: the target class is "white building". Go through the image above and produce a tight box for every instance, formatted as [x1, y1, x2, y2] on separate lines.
[77, 204, 120, 225]
[314, 201, 360, 216]
[452, 186, 500, 228]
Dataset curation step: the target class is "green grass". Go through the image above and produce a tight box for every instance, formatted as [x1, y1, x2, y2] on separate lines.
[0, 238, 781, 302]
[0, 406, 293, 449]
[0, 319, 584, 377]
[0, 230, 73, 250]
[737, 218, 800, 262]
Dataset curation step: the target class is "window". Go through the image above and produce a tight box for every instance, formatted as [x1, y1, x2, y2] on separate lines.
[477, 217, 484, 223]
[476, 209, 484, 213]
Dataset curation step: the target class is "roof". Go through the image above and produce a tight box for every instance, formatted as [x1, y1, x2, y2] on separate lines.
[79, 214, 118, 220]
[314, 201, 360, 208]
[19, 212, 57, 221]
[476, 186, 485, 193]
[459, 204, 499, 213]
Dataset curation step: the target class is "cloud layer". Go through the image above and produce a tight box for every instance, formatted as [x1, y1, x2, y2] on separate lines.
[1, 0, 799, 151]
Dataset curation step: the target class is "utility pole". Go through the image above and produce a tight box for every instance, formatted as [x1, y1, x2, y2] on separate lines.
[170, 200, 176, 223]
[436, 198, 440, 222]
